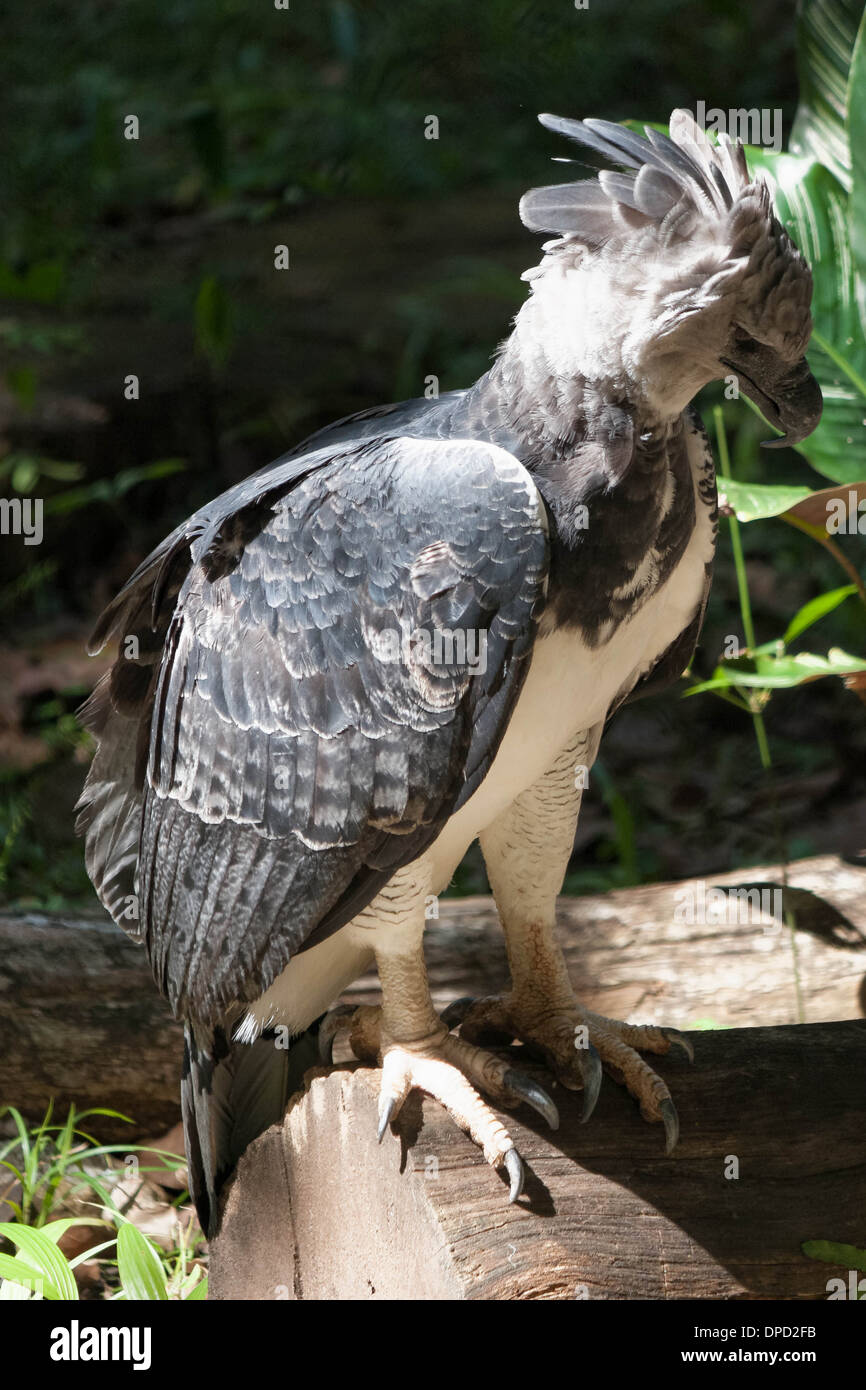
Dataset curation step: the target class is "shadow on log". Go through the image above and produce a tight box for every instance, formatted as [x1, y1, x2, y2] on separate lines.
[211, 1020, 866, 1300]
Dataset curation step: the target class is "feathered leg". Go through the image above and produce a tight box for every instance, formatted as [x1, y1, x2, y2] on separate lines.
[454, 728, 693, 1151]
[325, 866, 558, 1201]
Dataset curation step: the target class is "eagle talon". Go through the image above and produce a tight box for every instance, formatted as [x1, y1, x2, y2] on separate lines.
[503, 1147, 524, 1203]
[440, 996, 477, 1029]
[662, 1028, 695, 1063]
[660, 1097, 679, 1154]
[318, 1004, 356, 1065]
[503, 1067, 559, 1130]
[377, 1094, 398, 1142]
[576, 1043, 603, 1123]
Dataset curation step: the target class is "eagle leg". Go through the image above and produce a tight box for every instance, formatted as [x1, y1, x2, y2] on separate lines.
[446, 974, 693, 1154]
[477, 730, 693, 1152]
[319, 945, 560, 1202]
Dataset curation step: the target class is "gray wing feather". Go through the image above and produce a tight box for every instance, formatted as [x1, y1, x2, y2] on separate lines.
[79, 435, 547, 1026]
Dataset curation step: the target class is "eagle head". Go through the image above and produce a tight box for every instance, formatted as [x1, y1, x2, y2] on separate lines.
[519, 108, 822, 447]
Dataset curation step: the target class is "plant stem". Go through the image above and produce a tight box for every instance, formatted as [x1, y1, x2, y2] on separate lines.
[713, 405, 771, 768]
[713, 410, 804, 1016]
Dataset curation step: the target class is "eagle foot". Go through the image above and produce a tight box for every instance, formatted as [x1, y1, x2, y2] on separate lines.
[318, 1002, 560, 1201]
[442, 995, 692, 1154]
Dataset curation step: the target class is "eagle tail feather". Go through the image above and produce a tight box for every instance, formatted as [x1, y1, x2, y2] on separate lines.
[181, 1018, 322, 1239]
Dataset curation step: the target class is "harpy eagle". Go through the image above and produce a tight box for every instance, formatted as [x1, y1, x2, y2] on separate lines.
[78, 109, 821, 1236]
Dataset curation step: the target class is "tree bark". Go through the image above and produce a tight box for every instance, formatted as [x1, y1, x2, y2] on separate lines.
[211, 1020, 866, 1300]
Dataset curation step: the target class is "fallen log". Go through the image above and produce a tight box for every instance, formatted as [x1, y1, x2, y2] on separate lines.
[1, 852, 864, 1139]
[210, 1020, 866, 1300]
[0, 911, 182, 1138]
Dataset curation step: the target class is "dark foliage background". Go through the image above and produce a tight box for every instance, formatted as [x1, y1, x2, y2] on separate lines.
[1, 0, 864, 907]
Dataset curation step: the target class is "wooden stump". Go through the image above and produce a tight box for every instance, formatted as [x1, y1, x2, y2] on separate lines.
[210, 1020, 866, 1300]
[2, 851, 865, 1297]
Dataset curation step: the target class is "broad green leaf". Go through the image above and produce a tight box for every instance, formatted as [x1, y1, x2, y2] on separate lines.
[0, 1223, 77, 1300]
[846, 5, 866, 333]
[746, 149, 866, 481]
[802, 1238, 866, 1271]
[0, 1253, 52, 1298]
[718, 477, 813, 521]
[790, 0, 863, 186]
[783, 584, 858, 642]
[184, 1273, 208, 1300]
[116, 1222, 168, 1301]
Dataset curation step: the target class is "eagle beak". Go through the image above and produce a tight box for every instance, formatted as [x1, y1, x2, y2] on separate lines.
[721, 350, 823, 449]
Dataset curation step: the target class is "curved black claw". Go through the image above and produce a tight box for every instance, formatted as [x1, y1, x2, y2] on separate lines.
[660, 1097, 679, 1154]
[503, 1068, 560, 1131]
[662, 1028, 694, 1063]
[440, 996, 476, 1029]
[318, 1005, 355, 1065]
[503, 1147, 524, 1203]
[575, 1042, 603, 1123]
[377, 1094, 397, 1143]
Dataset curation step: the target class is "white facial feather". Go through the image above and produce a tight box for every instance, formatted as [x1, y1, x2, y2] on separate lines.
[516, 109, 813, 422]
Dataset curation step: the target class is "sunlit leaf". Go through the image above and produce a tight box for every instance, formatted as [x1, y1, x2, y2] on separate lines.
[116, 1222, 168, 1301]
[746, 149, 866, 480]
[717, 477, 813, 521]
[687, 646, 866, 694]
[0, 1223, 77, 1300]
[783, 584, 858, 642]
[791, 0, 863, 186]
[846, 5, 866, 333]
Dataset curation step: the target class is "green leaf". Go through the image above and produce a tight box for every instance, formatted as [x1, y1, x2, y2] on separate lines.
[717, 477, 813, 522]
[184, 1274, 208, 1300]
[0, 1223, 78, 1300]
[745, 149, 866, 481]
[0, 1252, 51, 1297]
[783, 584, 858, 643]
[116, 1222, 168, 1301]
[687, 647, 866, 694]
[11, 457, 39, 493]
[802, 1238, 866, 1271]
[846, 6, 866, 334]
[791, 0, 864, 186]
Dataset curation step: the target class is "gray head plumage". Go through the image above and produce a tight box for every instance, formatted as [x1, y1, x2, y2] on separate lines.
[514, 109, 820, 444]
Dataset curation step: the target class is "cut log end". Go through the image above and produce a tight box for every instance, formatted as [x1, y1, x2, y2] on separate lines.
[211, 1020, 866, 1300]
